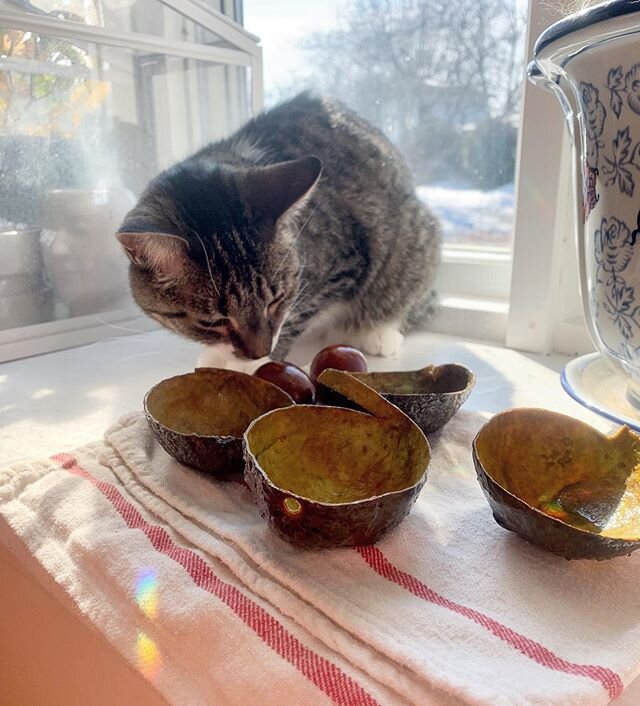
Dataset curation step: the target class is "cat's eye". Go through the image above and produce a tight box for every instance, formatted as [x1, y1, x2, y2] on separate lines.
[148, 309, 187, 319]
[267, 294, 285, 313]
[196, 317, 228, 329]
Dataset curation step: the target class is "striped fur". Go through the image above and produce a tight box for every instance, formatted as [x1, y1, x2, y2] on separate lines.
[117, 92, 441, 360]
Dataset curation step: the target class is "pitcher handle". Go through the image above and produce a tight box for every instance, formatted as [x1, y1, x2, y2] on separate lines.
[527, 59, 599, 348]
[572, 143, 601, 349]
[528, 61, 575, 141]
[526, 60, 545, 85]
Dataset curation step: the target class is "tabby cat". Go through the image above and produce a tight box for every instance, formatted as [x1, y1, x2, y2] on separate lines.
[116, 92, 440, 370]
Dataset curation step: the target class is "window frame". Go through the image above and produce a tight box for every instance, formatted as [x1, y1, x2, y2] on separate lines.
[437, 245, 512, 301]
[431, 0, 593, 353]
[505, 0, 593, 357]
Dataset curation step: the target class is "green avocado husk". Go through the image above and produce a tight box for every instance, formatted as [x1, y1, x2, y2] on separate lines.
[243, 368, 431, 548]
[473, 408, 640, 559]
[144, 368, 293, 480]
[318, 364, 475, 434]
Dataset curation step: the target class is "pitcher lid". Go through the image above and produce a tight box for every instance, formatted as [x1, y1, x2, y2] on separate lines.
[535, 0, 640, 55]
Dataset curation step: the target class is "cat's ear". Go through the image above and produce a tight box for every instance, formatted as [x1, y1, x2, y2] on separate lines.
[116, 231, 189, 277]
[241, 156, 322, 221]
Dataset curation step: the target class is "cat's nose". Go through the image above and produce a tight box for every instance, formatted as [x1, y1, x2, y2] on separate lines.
[234, 321, 272, 359]
[241, 336, 272, 359]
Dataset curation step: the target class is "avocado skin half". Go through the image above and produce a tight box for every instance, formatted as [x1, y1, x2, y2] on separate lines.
[146, 411, 243, 480]
[320, 364, 475, 435]
[473, 453, 640, 560]
[243, 369, 431, 549]
[243, 439, 427, 549]
[472, 409, 640, 561]
[144, 368, 293, 481]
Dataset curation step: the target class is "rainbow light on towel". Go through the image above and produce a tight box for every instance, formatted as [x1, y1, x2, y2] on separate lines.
[137, 631, 161, 679]
[135, 569, 161, 678]
[136, 568, 158, 619]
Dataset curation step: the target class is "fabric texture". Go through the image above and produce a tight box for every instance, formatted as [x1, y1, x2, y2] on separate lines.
[1, 409, 639, 706]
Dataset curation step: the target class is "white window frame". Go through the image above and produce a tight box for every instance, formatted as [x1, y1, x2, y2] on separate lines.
[434, 0, 593, 354]
[506, 0, 593, 357]
[423, 0, 537, 344]
[0, 0, 262, 363]
[429, 245, 511, 343]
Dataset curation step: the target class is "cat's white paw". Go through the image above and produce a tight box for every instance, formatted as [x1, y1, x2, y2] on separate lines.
[355, 326, 404, 357]
[197, 344, 269, 374]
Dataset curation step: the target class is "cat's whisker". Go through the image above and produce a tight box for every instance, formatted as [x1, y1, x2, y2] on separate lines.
[287, 281, 308, 305]
[93, 315, 148, 334]
[272, 205, 319, 278]
[285, 282, 310, 317]
[286, 297, 316, 326]
[194, 231, 221, 297]
[294, 203, 319, 243]
[289, 302, 316, 319]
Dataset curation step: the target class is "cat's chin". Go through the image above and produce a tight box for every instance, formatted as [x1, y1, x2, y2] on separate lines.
[196, 343, 270, 374]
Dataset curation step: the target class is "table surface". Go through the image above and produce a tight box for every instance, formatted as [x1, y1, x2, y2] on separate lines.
[1, 329, 637, 705]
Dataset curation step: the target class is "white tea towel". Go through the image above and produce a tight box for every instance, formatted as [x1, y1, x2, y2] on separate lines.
[2, 409, 640, 705]
[0, 442, 445, 705]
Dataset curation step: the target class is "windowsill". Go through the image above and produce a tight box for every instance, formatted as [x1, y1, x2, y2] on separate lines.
[2, 328, 639, 706]
[0, 326, 584, 469]
[0, 307, 160, 365]
[437, 247, 513, 301]
[428, 294, 509, 343]
[439, 295, 508, 314]
[442, 244, 512, 263]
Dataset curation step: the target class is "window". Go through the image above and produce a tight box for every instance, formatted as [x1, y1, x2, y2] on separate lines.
[0, 0, 261, 361]
[0, 0, 590, 359]
[244, 0, 527, 317]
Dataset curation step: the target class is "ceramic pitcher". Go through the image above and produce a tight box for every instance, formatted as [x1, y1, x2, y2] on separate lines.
[530, 1, 640, 404]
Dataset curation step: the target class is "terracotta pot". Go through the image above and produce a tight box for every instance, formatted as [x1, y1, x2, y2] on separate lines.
[41, 188, 135, 317]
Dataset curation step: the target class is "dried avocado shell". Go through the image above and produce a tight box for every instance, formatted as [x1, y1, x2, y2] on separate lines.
[318, 364, 474, 434]
[144, 368, 293, 479]
[473, 408, 640, 559]
[243, 368, 431, 548]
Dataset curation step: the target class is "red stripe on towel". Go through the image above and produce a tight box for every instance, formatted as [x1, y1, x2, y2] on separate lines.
[52, 453, 378, 706]
[356, 545, 623, 700]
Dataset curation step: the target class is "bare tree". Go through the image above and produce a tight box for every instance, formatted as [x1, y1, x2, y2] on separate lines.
[291, 0, 526, 186]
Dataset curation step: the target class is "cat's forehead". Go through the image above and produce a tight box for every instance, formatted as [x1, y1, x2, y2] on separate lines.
[146, 164, 243, 237]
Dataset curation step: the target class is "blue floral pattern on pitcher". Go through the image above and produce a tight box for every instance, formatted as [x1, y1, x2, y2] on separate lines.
[580, 63, 640, 366]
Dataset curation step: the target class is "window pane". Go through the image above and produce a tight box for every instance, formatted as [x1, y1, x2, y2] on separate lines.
[0, 26, 251, 330]
[244, 0, 525, 251]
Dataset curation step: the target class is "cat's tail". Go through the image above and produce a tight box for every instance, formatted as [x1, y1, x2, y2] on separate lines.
[403, 289, 439, 333]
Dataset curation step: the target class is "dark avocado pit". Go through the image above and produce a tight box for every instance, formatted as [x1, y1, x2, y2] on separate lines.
[145, 368, 293, 479]
[473, 408, 640, 559]
[333, 364, 475, 434]
[243, 368, 431, 548]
